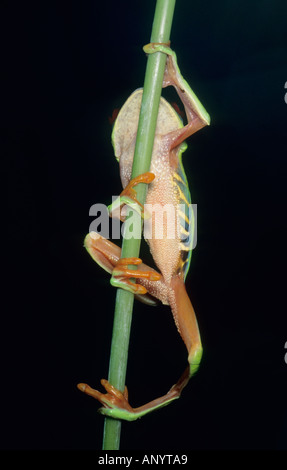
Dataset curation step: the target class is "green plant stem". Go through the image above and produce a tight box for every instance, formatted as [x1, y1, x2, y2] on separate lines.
[102, 0, 176, 450]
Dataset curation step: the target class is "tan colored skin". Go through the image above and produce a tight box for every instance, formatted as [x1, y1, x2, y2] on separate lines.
[78, 45, 210, 420]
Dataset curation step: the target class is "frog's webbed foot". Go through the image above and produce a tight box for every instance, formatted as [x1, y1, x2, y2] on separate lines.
[111, 256, 161, 295]
[77, 367, 191, 421]
[77, 381, 136, 420]
[108, 172, 155, 221]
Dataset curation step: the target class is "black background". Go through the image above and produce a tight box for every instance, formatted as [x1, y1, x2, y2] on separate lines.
[2, 0, 287, 450]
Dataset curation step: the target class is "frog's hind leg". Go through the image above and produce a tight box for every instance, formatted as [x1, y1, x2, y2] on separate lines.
[77, 367, 191, 421]
[169, 275, 203, 378]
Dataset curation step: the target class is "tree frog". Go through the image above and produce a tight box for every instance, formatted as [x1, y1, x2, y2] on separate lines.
[78, 44, 210, 421]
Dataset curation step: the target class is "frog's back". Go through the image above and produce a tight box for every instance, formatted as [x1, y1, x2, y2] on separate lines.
[112, 89, 183, 185]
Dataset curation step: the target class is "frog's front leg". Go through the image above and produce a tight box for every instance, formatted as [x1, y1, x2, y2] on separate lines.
[108, 171, 155, 221]
[106, 171, 158, 294]
[84, 232, 168, 305]
[143, 43, 210, 148]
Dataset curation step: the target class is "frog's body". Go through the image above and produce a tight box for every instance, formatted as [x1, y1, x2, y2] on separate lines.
[78, 44, 210, 420]
[114, 89, 191, 270]
[112, 87, 197, 356]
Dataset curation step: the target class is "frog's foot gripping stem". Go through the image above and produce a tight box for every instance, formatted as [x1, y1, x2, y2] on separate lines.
[84, 232, 167, 306]
[77, 367, 190, 421]
[108, 172, 155, 221]
[77, 381, 135, 420]
[111, 257, 161, 295]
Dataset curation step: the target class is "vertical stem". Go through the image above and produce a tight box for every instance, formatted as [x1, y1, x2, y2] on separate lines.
[102, 0, 176, 450]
